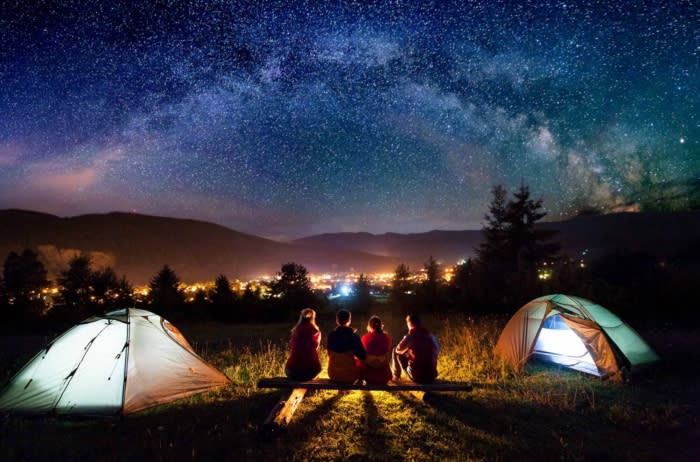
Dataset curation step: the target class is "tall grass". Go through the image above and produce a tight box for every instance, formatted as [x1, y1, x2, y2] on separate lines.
[1, 317, 697, 461]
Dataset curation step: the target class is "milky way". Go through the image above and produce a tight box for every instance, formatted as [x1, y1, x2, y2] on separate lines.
[0, 1, 697, 239]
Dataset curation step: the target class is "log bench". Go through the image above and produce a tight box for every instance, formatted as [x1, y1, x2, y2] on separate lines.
[257, 377, 473, 436]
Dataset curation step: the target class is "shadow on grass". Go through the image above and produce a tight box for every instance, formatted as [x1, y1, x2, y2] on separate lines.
[285, 391, 343, 436]
[396, 390, 655, 461]
[360, 391, 389, 457]
[0, 389, 287, 462]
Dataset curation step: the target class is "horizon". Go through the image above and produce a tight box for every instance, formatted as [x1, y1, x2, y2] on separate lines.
[2, 205, 674, 242]
[1, 2, 697, 239]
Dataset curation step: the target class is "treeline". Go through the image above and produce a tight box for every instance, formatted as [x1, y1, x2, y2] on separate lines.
[0, 254, 330, 331]
[389, 185, 700, 323]
[2, 185, 699, 331]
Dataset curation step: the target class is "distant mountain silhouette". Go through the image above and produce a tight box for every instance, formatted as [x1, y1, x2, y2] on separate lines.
[294, 230, 483, 268]
[2, 209, 698, 285]
[0, 210, 400, 285]
[295, 210, 700, 266]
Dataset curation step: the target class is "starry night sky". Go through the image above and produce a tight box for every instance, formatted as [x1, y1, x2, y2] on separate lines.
[1, 0, 697, 239]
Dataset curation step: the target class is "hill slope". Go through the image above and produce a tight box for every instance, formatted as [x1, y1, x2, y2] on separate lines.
[294, 211, 700, 266]
[0, 210, 399, 284]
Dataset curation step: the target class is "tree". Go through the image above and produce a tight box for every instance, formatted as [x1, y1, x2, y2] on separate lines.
[211, 274, 239, 322]
[270, 262, 316, 315]
[2, 249, 48, 320]
[419, 256, 442, 311]
[473, 184, 560, 309]
[476, 185, 509, 266]
[351, 273, 372, 313]
[390, 263, 413, 311]
[57, 254, 94, 313]
[148, 265, 184, 318]
[92, 268, 133, 312]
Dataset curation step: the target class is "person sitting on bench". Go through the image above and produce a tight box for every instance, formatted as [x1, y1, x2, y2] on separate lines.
[327, 309, 366, 383]
[360, 315, 393, 384]
[392, 313, 440, 384]
[285, 308, 322, 381]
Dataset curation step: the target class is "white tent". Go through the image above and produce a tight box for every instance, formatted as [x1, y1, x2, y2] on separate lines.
[494, 294, 659, 379]
[0, 308, 231, 416]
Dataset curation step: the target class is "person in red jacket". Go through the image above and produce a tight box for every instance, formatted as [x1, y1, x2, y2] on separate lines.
[285, 308, 322, 381]
[360, 315, 393, 384]
[392, 313, 440, 384]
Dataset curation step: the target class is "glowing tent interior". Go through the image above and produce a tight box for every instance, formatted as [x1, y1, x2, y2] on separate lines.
[0, 308, 231, 416]
[494, 294, 659, 379]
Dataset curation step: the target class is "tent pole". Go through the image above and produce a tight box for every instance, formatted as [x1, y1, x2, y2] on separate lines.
[120, 307, 132, 419]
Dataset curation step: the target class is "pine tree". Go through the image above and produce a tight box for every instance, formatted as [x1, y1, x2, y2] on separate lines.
[390, 263, 413, 310]
[58, 253, 94, 313]
[211, 274, 238, 321]
[148, 265, 184, 317]
[3, 249, 48, 320]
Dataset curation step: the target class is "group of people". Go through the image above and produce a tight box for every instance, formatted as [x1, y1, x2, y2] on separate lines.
[284, 308, 440, 385]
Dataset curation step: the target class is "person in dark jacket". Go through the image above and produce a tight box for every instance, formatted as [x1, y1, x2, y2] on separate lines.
[327, 309, 366, 383]
[285, 308, 322, 381]
[360, 315, 393, 384]
[392, 313, 440, 384]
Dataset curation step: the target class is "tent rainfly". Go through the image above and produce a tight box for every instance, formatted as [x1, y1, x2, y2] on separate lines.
[0, 308, 231, 416]
[494, 294, 659, 379]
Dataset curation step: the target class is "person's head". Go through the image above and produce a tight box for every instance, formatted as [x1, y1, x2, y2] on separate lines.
[367, 315, 383, 333]
[294, 308, 318, 331]
[336, 309, 351, 326]
[406, 313, 421, 330]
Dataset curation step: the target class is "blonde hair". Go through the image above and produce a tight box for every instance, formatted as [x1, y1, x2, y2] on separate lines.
[293, 308, 319, 331]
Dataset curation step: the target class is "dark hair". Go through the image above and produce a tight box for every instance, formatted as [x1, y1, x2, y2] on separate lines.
[336, 309, 351, 325]
[367, 315, 383, 333]
[406, 313, 421, 326]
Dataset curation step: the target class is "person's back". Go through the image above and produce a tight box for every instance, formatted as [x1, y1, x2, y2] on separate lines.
[327, 310, 366, 383]
[361, 316, 392, 384]
[402, 326, 438, 383]
[393, 314, 439, 384]
[285, 308, 322, 381]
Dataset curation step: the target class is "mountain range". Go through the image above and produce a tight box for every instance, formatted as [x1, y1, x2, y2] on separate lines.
[1, 209, 699, 285]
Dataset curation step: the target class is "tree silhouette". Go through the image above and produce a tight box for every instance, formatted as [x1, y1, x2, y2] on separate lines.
[473, 184, 560, 309]
[91, 267, 133, 312]
[148, 265, 184, 318]
[390, 263, 413, 311]
[270, 262, 316, 316]
[57, 254, 94, 314]
[211, 274, 239, 322]
[419, 256, 442, 311]
[2, 249, 48, 321]
[351, 273, 372, 313]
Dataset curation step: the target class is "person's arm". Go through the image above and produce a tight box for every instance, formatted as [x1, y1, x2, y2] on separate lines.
[431, 333, 440, 354]
[395, 334, 411, 354]
[313, 330, 321, 350]
[353, 334, 367, 360]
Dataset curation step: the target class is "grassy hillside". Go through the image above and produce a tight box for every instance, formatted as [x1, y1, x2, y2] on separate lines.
[1, 314, 697, 461]
[0, 210, 399, 284]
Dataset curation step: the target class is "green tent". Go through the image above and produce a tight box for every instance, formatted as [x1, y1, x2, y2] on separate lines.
[494, 294, 659, 379]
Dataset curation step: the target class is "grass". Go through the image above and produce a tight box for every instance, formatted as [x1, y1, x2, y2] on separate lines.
[1, 313, 698, 461]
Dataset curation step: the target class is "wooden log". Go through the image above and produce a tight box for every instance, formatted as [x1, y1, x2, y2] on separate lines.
[261, 388, 307, 437]
[257, 377, 472, 392]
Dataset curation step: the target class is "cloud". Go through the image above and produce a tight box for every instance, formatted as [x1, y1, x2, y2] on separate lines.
[25, 146, 126, 195]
